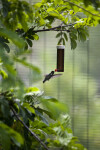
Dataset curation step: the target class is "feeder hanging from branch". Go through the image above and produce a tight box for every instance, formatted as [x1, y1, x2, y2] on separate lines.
[56, 45, 65, 72]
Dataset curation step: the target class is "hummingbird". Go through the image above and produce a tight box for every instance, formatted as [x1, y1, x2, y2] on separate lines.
[43, 69, 62, 83]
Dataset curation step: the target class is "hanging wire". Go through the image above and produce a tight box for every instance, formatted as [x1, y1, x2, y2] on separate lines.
[61, 23, 63, 45]
[43, 32, 47, 90]
[57, 22, 62, 99]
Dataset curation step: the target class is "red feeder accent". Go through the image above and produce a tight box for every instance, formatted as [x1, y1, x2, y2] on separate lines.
[55, 69, 57, 72]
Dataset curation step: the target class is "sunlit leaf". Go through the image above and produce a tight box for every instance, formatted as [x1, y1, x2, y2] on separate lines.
[23, 103, 35, 114]
[33, 34, 39, 40]
[26, 87, 40, 93]
[0, 69, 8, 79]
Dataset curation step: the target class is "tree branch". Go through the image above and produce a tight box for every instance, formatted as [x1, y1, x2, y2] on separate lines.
[32, 23, 75, 33]
[10, 107, 49, 150]
[64, 0, 100, 17]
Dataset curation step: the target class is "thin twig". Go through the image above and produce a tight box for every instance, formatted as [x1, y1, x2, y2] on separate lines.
[64, 0, 100, 17]
[10, 107, 49, 150]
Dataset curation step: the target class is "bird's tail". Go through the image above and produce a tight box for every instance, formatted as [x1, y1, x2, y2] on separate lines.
[43, 79, 46, 83]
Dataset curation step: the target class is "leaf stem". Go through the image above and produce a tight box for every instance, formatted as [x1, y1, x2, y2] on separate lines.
[10, 107, 49, 150]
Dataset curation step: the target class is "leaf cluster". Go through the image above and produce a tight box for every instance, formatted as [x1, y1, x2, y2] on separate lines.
[0, 89, 86, 150]
[0, 0, 99, 52]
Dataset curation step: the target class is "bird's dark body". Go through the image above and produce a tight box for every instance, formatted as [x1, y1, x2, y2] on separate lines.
[43, 71, 62, 83]
[43, 71, 54, 83]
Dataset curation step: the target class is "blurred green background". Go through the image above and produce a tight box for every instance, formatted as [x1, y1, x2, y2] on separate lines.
[25, 24, 100, 150]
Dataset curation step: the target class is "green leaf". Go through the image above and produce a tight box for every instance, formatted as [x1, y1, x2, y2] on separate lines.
[56, 32, 62, 38]
[33, 34, 39, 40]
[58, 38, 63, 45]
[23, 103, 35, 114]
[0, 128, 10, 150]
[0, 37, 10, 53]
[0, 69, 8, 79]
[0, 28, 25, 48]
[4, 44, 10, 53]
[26, 87, 40, 93]
[0, 121, 24, 147]
[34, 3, 42, 8]
[70, 39, 77, 50]
[14, 57, 41, 74]
[26, 39, 32, 47]
[41, 96, 68, 118]
[41, 96, 58, 102]
[64, 33, 68, 41]
[62, 38, 65, 45]
[36, 107, 56, 120]
[54, 0, 63, 5]
[18, 11, 28, 32]
[39, 17, 45, 26]
[35, 109, 49, 125]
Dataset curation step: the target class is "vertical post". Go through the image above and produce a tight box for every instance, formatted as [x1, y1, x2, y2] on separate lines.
[57, 45, 65, 72]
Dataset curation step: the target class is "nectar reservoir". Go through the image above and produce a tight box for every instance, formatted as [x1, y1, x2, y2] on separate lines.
[57, 45, 65, 72]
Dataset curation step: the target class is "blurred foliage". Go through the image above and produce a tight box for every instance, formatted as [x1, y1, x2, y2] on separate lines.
[0, 89, 86, 150]
[0, 0, 100, 149]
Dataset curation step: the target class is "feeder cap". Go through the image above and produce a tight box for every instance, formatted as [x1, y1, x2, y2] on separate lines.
[57, 45, 65, 49]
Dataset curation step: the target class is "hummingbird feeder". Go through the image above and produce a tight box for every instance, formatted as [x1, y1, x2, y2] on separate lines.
[56, 45, 65, 72]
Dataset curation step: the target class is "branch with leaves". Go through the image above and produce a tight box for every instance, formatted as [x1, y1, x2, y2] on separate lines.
[0, 90, 86, 150]
[64, 0, 100, 17]
[10, 107, 49, 150]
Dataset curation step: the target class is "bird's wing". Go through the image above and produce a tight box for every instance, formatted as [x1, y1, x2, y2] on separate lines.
[44, 74, 48, 77]
[51, 74, 62, 78]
